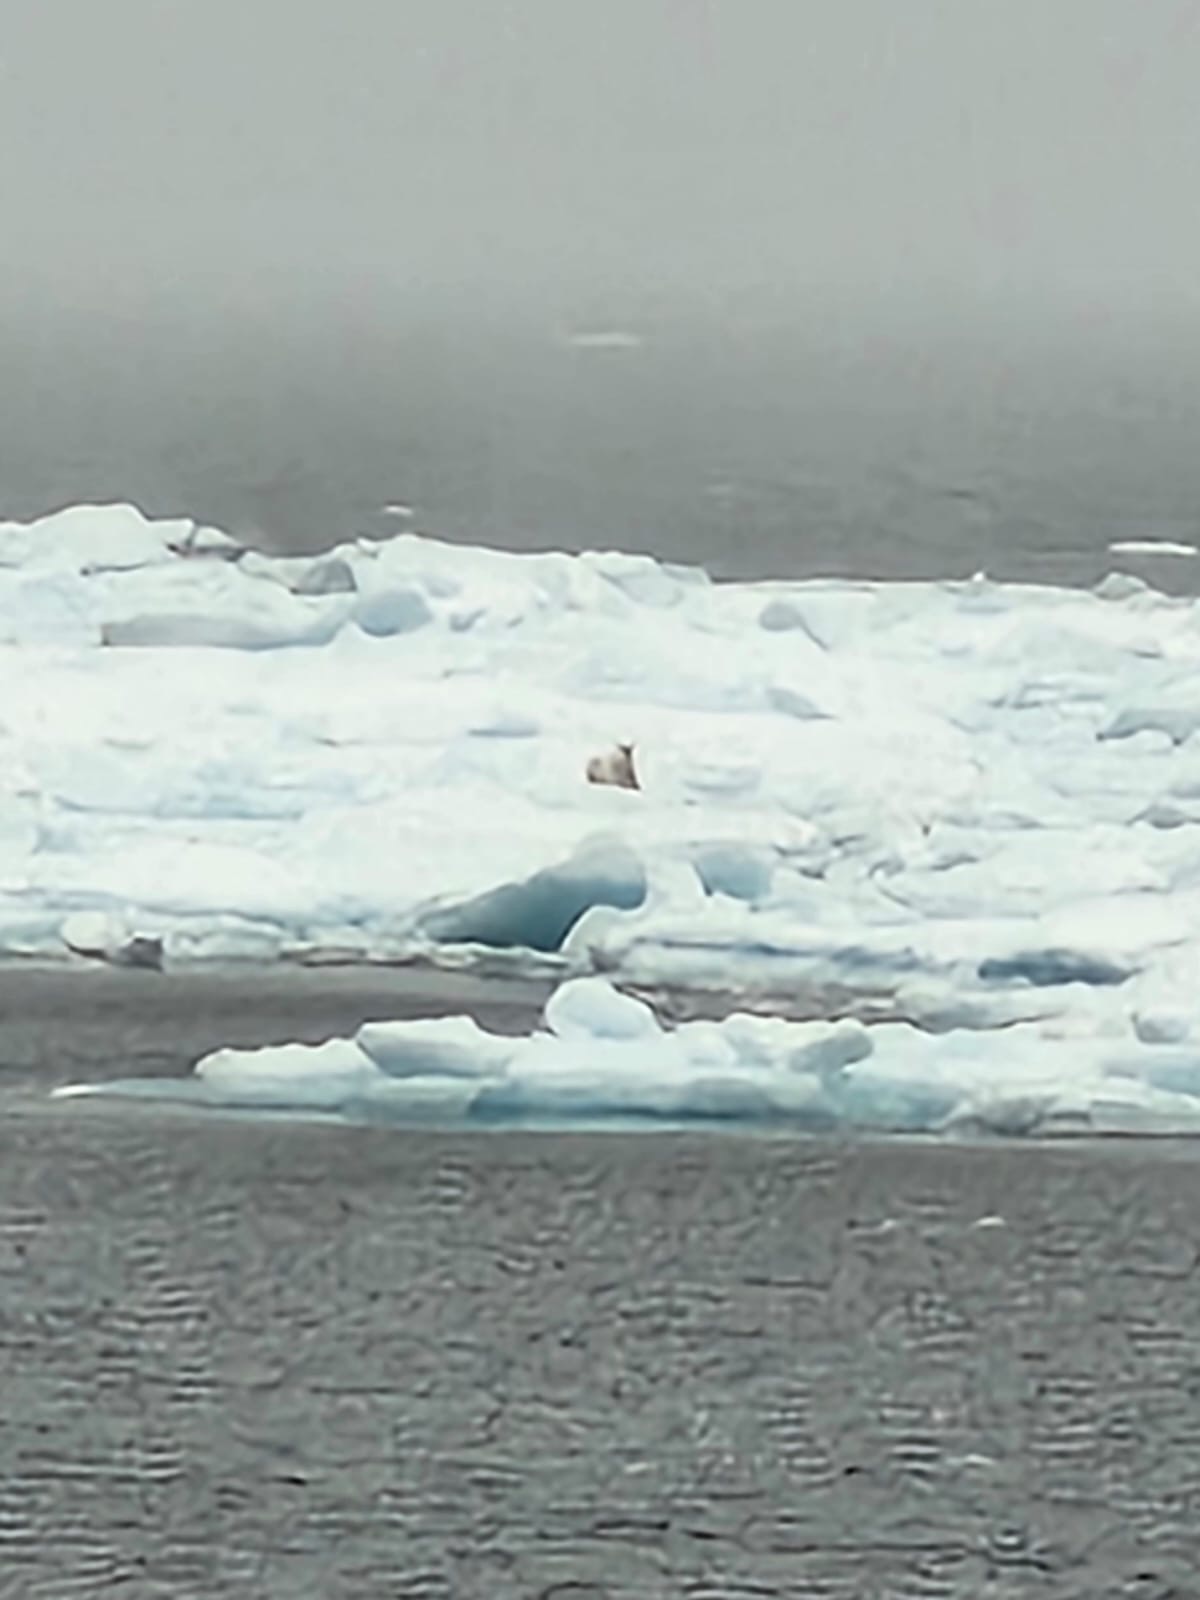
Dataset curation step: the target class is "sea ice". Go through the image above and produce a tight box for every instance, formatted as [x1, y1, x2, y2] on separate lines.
[1109, 539, 1198, 558]
[9, 500, 1200, 1131]
[54, 974, 1200, 1137]
[416, 836, 647, 952]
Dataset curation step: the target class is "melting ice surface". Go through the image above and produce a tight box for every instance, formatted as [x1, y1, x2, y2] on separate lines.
[14, 501, 1200, 1135]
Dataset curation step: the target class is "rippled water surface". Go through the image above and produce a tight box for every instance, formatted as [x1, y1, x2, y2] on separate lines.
[4, 1063, 1200, 1594]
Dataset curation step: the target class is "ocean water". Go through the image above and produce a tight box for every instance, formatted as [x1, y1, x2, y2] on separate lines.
[3, 296, 1199, 588]
[8, 1097, 1200, 1597]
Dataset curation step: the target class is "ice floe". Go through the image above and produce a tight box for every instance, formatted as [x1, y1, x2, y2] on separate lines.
[8, 500, 1200, 1129]
[1108, 539, 1198, 558]
[53, 973, 1200, 1137]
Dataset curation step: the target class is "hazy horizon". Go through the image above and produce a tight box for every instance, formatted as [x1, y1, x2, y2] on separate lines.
[1, 1, 1198, 327]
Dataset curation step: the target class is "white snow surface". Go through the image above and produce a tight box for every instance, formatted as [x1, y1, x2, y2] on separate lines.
[15, 501, 1200, 1133]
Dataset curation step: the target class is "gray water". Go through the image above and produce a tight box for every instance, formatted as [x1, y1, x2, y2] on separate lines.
[4, 296, 1200, 589]
[6, 1089, 1200, 1598]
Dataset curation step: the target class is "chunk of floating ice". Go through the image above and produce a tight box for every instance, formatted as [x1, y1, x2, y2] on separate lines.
[1109, 540, 1198, 557]
[562, 330, 643, 351]
[357, 1015, 516, 1078]
[1094, 571, 1153, 601]
[57, 975, 1200, 1137]
[197, 1038, 377, 1108]
[544, 975, 659, 1040]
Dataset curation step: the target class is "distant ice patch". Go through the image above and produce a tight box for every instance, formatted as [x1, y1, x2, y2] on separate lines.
[1109, 540, 1198, 558]
[561, 329, 644, 351]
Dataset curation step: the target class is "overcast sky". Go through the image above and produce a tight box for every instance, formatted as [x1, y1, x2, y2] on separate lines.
[1, 0, 1198, 317]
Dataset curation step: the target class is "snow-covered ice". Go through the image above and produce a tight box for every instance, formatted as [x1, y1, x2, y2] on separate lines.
[14, 500, 1200, 1134]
